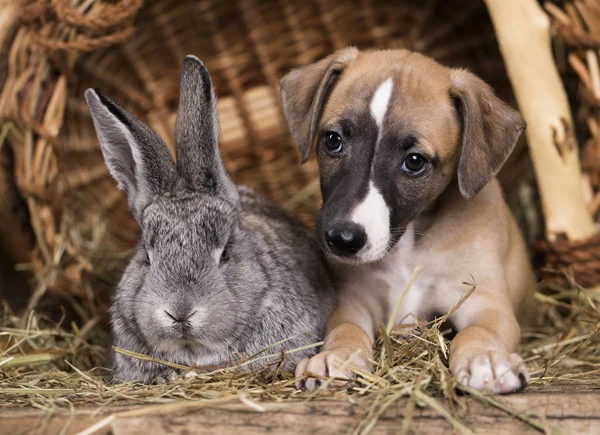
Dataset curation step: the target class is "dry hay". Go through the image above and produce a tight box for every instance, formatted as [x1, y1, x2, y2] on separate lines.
[1, 255, 600, 435]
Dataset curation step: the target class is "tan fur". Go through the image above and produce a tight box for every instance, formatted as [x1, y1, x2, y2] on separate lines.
[280, 49, 536, 394]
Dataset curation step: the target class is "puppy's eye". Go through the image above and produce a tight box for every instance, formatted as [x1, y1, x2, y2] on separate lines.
[402, 153, 427, 175]
[324, 132, 343, 154]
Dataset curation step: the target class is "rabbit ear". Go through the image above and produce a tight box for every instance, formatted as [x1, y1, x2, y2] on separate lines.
[85, 88, 178, 220]
[175, 55, 237, 200]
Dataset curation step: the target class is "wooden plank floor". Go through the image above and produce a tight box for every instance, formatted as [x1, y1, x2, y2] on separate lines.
[2, 385, 599, 434]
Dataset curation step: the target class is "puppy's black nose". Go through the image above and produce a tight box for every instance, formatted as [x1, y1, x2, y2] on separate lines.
[325, 223, 367, 255]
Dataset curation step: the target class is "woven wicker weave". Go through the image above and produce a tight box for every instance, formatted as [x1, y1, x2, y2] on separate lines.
[531, 1, 600, 287]
[0, 0, 520, 300]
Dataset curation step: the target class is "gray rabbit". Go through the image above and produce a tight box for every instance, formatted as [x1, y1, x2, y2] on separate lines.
[85, 56, 335, 384]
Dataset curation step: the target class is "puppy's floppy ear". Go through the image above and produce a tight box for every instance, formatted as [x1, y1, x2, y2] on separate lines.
[450, 69, 526, 199]
[279, 47, 358, 163]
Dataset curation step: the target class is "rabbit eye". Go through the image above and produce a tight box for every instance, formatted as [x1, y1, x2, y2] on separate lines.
[213, 244, 230, 265]
[145, 250, 153, 266]
[220, 245, 230, 265]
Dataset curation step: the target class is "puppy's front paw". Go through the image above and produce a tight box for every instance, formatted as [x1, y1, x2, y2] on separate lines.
[295, 349, 372, 391]
[451, 349, 529, 394]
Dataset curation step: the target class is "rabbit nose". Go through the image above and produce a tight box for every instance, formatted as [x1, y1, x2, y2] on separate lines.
[164, 309, 195, 323]
[325, 223, 367, 255]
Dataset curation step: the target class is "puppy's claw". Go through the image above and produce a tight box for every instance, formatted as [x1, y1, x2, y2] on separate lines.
[295, 358, 309, 390]
[517, 372, 528, 392]
[298, 379, 306, 390]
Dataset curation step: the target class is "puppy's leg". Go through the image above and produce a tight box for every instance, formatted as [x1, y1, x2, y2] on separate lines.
[296, 299, 374, 390]
[449, 295, 528, 394]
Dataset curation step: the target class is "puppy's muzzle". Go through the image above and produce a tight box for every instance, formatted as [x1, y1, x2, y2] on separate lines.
[325, 222, 367, 256]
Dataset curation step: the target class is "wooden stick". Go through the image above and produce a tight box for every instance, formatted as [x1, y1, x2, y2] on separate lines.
[484, 0, 596, 241]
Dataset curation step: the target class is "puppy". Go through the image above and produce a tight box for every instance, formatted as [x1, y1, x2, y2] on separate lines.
[279, 48, 536, 394]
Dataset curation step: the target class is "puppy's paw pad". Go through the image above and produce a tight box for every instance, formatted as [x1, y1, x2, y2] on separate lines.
[468, 354, 495, 389]
[295, 349, 371, 391]
[453, 350, 528, 394]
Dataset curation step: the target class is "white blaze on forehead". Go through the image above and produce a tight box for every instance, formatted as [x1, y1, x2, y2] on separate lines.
[370, 77, 394, 128]
[351, 181, 390, 260]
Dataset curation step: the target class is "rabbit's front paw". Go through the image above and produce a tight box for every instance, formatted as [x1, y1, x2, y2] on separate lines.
[295, 349, 372, 390]
[155, 369, 200, 384]
[153, 369, 180, 384]
[451, 348, 529, 394]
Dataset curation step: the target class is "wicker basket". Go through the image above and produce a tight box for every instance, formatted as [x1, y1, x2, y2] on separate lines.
[535, 1, 600, 287]
[0, 0, 530, 307]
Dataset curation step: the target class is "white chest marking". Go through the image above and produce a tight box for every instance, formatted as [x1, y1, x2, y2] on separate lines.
[370, 77, 393, 129]
[380, 224, 430, 325]
[351, 181, 390, 261]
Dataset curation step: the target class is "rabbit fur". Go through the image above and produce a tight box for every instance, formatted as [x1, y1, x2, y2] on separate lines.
[84, 56, 335, 384]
